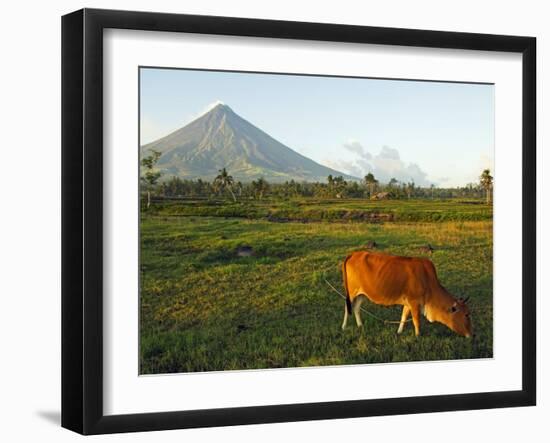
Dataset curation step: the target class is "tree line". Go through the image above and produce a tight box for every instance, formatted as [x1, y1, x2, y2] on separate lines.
[141, 150, 494, 204]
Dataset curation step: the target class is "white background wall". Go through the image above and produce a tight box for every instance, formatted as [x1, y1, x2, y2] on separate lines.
[0, 1, 545, 441]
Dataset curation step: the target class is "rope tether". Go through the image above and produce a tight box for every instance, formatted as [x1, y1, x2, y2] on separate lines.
[323, 276, 412, 325]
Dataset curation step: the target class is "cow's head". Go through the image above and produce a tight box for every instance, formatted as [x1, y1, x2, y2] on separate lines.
[446, 297, 474, 338]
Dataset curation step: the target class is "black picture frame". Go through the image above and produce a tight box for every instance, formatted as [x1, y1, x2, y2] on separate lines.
[62, 8, 536, 435]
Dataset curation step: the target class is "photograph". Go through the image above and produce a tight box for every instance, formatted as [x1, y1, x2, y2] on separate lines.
[138, 67, 494, 375]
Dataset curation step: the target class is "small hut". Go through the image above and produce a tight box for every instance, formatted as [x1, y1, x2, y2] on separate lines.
[371, 192, 390, 200]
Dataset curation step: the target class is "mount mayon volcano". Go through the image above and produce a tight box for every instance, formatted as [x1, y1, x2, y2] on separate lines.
[141, 103, 355, 183]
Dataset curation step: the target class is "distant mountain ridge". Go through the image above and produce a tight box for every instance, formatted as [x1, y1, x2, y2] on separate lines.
[141, 103, 355, 183]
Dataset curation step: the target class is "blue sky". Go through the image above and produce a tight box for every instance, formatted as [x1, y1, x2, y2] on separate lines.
[140, 67, 494, 187]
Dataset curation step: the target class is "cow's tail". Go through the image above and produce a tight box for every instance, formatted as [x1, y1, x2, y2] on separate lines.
[342, 255, 352, 315]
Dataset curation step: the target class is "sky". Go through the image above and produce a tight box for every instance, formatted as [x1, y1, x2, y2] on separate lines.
[140, 67, 494, 187]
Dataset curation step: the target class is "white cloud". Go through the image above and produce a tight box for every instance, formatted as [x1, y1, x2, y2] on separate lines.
[343, 139, 372, 160]
[196, 100, 225, 118]
[328, 142, 433, 186]
[323, 159, 363, 178]
[181, 100, 226, 126]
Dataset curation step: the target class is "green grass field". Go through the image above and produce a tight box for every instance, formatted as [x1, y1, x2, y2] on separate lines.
[140, 198, 493, 374]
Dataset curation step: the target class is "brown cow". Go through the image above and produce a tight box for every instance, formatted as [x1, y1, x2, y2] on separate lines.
[341, 251, 473, 337]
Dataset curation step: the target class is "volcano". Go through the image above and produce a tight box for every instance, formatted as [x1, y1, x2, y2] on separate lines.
[141, 103, 354, 183]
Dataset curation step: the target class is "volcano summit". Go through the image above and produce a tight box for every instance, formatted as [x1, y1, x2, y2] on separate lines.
[141, 103, 354, 183]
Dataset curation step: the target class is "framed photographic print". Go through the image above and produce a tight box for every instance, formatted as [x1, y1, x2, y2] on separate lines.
[61, 8, 536, 435]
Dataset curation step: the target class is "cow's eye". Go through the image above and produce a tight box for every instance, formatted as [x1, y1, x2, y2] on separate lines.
[450, 306, 458, 313]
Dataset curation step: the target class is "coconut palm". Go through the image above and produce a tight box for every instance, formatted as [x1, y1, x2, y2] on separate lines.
[251, 177, 269, 200]
[406, 181, 415, 200]
[388, 177, 398, 188]
[364, 173, 378, 198]
[213, 168, 236, 202]
[480, 169, 493, 204]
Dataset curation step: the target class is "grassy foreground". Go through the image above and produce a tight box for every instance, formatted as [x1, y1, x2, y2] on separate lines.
[140, 199, 492, 374]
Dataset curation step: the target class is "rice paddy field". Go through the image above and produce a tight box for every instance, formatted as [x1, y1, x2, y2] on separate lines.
[139, 198, 493, 374]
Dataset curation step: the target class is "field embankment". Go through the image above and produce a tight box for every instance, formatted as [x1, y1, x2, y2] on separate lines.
[148, 198, 492, 223]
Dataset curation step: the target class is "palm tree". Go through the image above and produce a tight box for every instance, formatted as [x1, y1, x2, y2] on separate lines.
[252, 177, 269, 200]
[406, 181, 415, 200]
[480, 169, 493, 204]
[235, 181, 243, 197]
[364, 173, 378, 199]
[213, 168, 236, 202]
[333, 176, 347, 198]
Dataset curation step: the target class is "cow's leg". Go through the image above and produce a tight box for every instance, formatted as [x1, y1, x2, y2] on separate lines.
[397, 305, 410, 334]
[353, 296, 364, 328]
[341, 302, 349, 330]
[410, 303, 421, 336]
